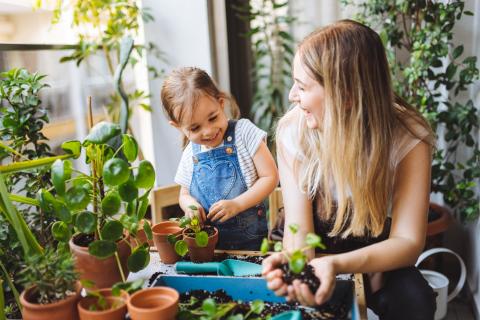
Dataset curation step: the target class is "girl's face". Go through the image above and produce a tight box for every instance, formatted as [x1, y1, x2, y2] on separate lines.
[172, 94, 228, 148]
[289, 53, 325, 129]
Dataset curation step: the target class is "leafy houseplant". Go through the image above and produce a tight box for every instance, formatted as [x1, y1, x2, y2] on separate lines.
[342, 0, 480, 220]
[173, 206, 218, 263]
[43, 121, 155, 288]
[178, 296, 265, 320]
[261, 224, 326, 294]
[235, 0, 296, 150]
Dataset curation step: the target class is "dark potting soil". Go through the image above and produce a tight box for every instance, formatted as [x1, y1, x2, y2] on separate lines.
[179, 289, 351, 320]
[184, 225, 216, 238]
[281, 263, 321, 294]
[147, 271, 165, 286]
[73, 233, 95, 246]
[181, 252, 266, 264]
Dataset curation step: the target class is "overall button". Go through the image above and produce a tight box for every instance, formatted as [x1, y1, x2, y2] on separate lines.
[226, 136, 232, 142]
[226, 147, 233, 154]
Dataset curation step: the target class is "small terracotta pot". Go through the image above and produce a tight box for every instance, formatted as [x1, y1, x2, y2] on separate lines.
[69, 235, 131, 289]
[20, 281, 81, 320]
[78, 288, 128, 320]
[152, 221, 183, 264]
[127, 287, 179, 320]
[131, 219, 154, 247]
[183, 227, 218, 262]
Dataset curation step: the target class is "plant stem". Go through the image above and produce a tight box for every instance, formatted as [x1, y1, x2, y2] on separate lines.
[0, 260, 21, 311]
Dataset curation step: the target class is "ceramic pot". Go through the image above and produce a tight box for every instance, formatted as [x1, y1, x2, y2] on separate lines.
[152, 221, 183, 264]
[77, 288, 128, 320]
[20, 281, 81, 320]
[127, 287, 179, 320]
[183, 227, 218, 262]
[69, 235, 131, 289]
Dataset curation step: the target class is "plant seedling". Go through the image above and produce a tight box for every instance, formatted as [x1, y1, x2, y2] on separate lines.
[174, 205, 210, 257]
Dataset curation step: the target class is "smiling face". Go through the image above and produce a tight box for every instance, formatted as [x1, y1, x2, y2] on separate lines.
[289, 53, 326, 129]
[171, 94, 228, 148]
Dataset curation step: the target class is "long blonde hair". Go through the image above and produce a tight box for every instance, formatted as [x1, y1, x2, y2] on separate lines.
[294, 20, 433, 238]
[160, 67, 240, 147]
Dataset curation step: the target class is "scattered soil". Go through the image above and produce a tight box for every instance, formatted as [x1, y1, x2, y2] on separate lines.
[179, 289, 351, 320]
[281, 263, 320, 294]
[181, 252, 266, 264]
[73, 233, 95, 247]
[147, 271, 165, 286]
[184, 225, 216, 238]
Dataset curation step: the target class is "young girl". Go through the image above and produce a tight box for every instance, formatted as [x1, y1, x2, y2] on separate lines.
[161, 67, 279, 250]
[263, 20, 436, 319]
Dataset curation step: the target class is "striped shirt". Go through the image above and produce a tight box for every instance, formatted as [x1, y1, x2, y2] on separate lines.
[174, 118, 267, 189]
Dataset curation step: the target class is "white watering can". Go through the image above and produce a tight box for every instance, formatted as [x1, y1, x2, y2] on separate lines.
[415, 248, 466, 320]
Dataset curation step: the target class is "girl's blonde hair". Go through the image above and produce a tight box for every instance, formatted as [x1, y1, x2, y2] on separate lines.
[160, 67, 240, 147]
[293, 20, 433, 238]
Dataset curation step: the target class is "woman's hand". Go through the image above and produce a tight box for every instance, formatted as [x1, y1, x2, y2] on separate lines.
[262, 253, 289, 297]
[208, 199, 241, 223]
[290, 256, 337, 306]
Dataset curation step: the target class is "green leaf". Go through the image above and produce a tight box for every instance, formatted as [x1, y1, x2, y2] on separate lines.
[306, 233, 325, 249]
[202, 298, 217, 316]
[103, 158, 130, 186]
[122, 134, 138, 162]
[452, 45, 464, 59]
[76, 211, 96, 234]
[61, 140, 81, 158]
[195, 231, 209, 247]
[51, 221, 71, 242]
[55, 203, 72, 223]
[101, 220, 124, 241]
[89, 240, 117, 259]
[128, 246, 150, 272]
[289, 250, 306, 274]
[288, 224, 299, 234]
[118, 180, 138, 202]
[260, 238, 269, 254]
[51, 159, 72, 196]
[250, 300, 265, 314]
[133, 160, 155, 189]
[175, 240, 188, 256]
[143, 220, 153, 240]
[65, 186, 90, 210]
[101, 191, 122, 216]
[84, 121, 121, 145]
[445, 63, 457, 80]
[274, 241, 283, 252]
[37, 188, 56, 214]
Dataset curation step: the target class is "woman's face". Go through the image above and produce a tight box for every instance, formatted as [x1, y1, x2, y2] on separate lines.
[289, 53, 325, 129]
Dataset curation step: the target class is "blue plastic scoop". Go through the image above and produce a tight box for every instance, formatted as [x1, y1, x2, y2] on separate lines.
[271, 311, 302, 320]
[175, 259, 262, 276]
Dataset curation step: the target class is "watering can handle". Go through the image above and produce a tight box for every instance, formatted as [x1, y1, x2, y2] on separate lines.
[415, 247, 466, 302]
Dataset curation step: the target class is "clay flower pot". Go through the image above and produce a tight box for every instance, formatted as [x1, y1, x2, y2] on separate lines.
[127, 287, 179, 320]
[77, 288, 128, 320]
[69, 235, 131, 289]
[152, 221, 183, 264]
[20, 281, 81, 320]
[183, 226, 218, 262]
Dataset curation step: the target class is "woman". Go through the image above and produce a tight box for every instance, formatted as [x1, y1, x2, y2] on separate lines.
[262, 20, 436, 320]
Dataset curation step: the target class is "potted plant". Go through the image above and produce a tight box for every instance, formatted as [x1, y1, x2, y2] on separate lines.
[341, 1, 479, 223]
[174, 206, 218, 263]
[77, 283, 132, 320]
[151, 220, 183, 264]
[127, 286, 179, 320]
[261, 224, 326, 294]
[42, 121, 155, 288]
[18, 248, 80, 320]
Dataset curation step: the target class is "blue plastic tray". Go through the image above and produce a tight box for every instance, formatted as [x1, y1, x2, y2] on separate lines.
[152, 275, 359, 319]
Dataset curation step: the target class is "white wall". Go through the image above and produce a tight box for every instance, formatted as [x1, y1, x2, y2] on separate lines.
[137, 0, 213, 186]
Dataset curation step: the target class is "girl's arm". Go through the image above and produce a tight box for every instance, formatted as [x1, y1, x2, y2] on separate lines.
[208, 141, 279, 222]
[178, 186, 207, 221]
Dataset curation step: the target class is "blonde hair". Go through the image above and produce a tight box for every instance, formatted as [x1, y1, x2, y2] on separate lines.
[160, 67, 240, 147]
[292, 20, 433, 238]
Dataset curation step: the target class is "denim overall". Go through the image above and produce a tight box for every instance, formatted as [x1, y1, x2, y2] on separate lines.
[189, 120, 268, 250]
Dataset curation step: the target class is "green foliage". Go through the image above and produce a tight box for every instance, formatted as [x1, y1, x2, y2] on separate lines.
[261, 224, 325, 274]
[173, 207, 210, 256]
[342, 0, 480, 220]
[18, 247, 77, 304]
[235, 1, 296, 149]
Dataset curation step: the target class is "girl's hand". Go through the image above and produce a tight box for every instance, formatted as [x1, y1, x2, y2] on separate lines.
[289, 256, 337, 306]
[207, 200, 241, 223]
[262, 253, 289, 297]
[185, 202, 206, 223]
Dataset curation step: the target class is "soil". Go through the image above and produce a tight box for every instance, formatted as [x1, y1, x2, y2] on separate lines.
[147, 271, 165, 287]
[178, 289, 351, 320]
[184, 225, 216, 238]
[73, 233, 95, 247]
[281, 263, 320, 294]
[181, 252, 266, 264]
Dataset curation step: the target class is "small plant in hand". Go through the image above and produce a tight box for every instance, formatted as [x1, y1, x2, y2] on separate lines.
[261, 224, 326, 294]
[173, 205, 214, 257]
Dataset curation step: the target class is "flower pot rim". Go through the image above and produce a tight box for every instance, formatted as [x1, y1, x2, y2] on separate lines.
[127, 287, 179, 312]
[69, 234, 129, 250]
[182, 226, 218, 239]
[78, 295, 127, 315]
[20, 281, 81, 310]
[152, 221, 183, 236]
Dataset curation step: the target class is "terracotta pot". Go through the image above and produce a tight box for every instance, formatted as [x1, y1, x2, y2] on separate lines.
[78, 288, 128, 320]
[127, 287, 179, 320]
[20, 281, 81, 320]
[131, 219, 154, 247]
[152, 221, 183, 264]
[427, 203, 452, 236]
[69, 235, 131, 289]
[183, 227, 218, 262]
